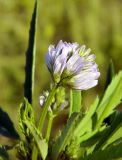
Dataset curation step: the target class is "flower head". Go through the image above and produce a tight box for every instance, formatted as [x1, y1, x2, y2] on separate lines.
[45, 40, 100, 90]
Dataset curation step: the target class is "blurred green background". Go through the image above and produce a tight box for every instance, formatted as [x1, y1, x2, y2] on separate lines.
[0, 0, 122, 132]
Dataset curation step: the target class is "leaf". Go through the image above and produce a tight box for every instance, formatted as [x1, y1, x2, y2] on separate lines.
[104, 60, 115, 90]
[69, 89, 82, 116]
[79, 126, 107, 156]
[74, 97, 99, 137]
[24, 0, 37, 104]
[95, 71, 122, 129]
[19, 98, 34, 138]
[24, 120, 48, 160]
[82, 142, 122, 160]
[95, 111, 122, 150]
[51, 113, 78, 160]
[0, 107, 19, 139]
[0, 145, 9, 160]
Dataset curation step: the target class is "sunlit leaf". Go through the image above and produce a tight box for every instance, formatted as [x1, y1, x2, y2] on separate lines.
[74, 97, 99, 137]
[95, 71, 122, 129]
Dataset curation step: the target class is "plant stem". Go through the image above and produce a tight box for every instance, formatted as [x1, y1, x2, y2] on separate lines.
[32, 146, 38, 160]
[38, 85, 57, 131]
[45, 112, 55, 141]
[32, 84, 58, 160]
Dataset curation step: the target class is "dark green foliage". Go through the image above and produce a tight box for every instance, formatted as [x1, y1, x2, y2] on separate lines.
[104, 60, 115, 90]
[82, 142, 122, 160]
[0, 107, 19, 139]
[94, 111, 122, 151]
[24, 0, 37, 104]
[0, 145, 9, 160]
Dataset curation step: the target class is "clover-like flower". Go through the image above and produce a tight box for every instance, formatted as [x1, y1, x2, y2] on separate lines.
[46, 40, 100, 90]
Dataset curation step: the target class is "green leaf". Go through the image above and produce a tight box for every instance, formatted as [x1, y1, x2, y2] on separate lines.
[104, 60, 115, 90]
[82, 142, 122, 160]
[0, 107, 19, 139]
[0, 145, 9, 160]
[19, 98, 34, 138]
[79, 126, 107, 156]
[69, 89, 82, 116]
[95, 111, 122, 150]
[51, 113, 78, 160]
[16, 141, 30, 160]
[24, 0, 37, 104]
[74, 97, 99, 137]
[24, 120, 48, 160]
[95, 71, 122, 129]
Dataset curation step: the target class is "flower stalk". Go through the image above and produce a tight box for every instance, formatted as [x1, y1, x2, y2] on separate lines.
[32, 84, 58, 160]
[38, 84, 57, 132]
[45, 112, 55, 141]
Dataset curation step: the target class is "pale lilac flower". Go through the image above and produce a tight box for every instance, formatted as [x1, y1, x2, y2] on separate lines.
[45, 40, 100, 90]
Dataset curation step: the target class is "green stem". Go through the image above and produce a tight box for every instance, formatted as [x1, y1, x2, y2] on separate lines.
[38, 85, 57, 131]
[69, 89, 73, 117]
[32, 149, 38, 160]
[45, 113, 55, 141]
[32, 85, 58, 160]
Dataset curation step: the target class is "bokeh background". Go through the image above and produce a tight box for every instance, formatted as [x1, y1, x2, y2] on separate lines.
[0, 0, 122, 137]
